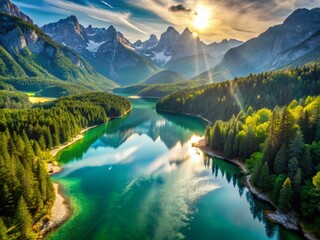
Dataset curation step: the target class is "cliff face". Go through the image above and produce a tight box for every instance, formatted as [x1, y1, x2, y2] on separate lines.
[0, 0, 33, 23]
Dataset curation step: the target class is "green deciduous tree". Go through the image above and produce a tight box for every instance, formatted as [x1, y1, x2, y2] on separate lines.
[313, 172, 320, 190]
[278, 178, 293, 213]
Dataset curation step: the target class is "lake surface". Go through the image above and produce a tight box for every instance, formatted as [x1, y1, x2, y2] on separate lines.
[48, 97, 304, 240]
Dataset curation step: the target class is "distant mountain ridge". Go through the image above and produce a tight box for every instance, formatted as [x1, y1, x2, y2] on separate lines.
[42, 16, 158, 85]
[43, 15, 244, 83]
[197, 7, 320, 82]
[134, 27, 243, 78]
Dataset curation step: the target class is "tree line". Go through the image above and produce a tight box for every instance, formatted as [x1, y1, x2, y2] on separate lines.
[206, 97, 320, 236]
[0, 92, 131, 239]
[157, 63, 320, 123]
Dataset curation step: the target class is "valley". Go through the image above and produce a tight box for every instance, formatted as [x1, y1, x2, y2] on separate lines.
[0, 0, 320, 239]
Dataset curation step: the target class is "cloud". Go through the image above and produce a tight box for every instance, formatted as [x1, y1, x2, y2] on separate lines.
[129, 0, 320, 42]
[101, 0, 113, 9]
[44, 0, 147, 35]
[168, 4, 191, 13]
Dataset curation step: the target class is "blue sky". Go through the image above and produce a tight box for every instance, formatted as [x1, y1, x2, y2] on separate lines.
[12, 0, 320, 43]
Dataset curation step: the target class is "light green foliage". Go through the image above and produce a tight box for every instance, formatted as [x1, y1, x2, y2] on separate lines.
[0, 217, 8, 240]
[313, 172, 320, 190]
[246, 152, 263, 172]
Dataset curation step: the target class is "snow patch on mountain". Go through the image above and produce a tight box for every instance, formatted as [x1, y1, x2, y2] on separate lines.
[86, 40, 105, 52]
[151, 51, 172, 66]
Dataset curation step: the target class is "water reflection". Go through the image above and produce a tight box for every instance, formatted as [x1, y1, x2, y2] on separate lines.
[58, 98, 206, 163]
[50, 97, 303, 240]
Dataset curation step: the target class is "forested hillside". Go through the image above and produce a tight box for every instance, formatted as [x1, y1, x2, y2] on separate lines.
[205, 97, 320, 236]
[114, 80, 207, 98]
[0, 90, 30, 108]
[0, 13, 117, 96]
[157, 63, 320, 122]
[0, 92, 131, 239]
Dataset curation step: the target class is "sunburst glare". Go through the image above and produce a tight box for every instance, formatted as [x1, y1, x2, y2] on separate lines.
[193, 5, 211, 30]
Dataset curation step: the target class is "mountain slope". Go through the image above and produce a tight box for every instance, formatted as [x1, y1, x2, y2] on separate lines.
[198, 8, 320, 82]
[0, 13, 117, 91]
[42, 16, 159, 85]
[144, 70, 187, 84]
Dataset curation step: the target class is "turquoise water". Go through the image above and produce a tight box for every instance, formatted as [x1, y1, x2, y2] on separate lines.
[48, 97, 303, 240]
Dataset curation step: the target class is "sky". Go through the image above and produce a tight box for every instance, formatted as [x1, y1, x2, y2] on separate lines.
[12, 0, 320, 43]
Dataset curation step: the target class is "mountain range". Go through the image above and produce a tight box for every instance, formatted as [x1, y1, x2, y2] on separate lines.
[196, 8, 320, 82]
[1, 0, 320, 91]
[41, 15, 243, 83]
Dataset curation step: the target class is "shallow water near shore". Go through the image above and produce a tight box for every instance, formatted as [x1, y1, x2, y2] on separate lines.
[48, 97, 304, 240]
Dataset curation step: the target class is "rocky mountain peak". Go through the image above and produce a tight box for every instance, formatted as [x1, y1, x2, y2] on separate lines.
[166, 26, 177, 33]
[0, 0, 33, 23]
[107, 25, 117, 34]
[133, 40, 143, 47]
[149, 34, 158, 43]
[181, 27, 192, 36]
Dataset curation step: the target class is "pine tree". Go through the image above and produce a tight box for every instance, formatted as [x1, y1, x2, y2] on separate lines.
[301, 148, 314, 179]
[288, 130, 304, 159]
[38, 135, 46, 151]
[259, 161, 273, 191]
[0, 217, 8, 240]
[271, 174, 286, 204]
[274, 145, 287, 175]
[15, 197, 33, 239]
[293, 168, 302, 191]
[251, 159, 264, 186]
[288, 157, 299, 180]
[278, 178, 293, 213]
[264, 110, 280, 170]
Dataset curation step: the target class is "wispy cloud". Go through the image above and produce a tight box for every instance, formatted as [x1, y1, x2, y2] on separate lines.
[13, 0, 320, 43]
[44, 0, 147, 35]
[101, 0, 113, 9]
[129, 0, 320, 42]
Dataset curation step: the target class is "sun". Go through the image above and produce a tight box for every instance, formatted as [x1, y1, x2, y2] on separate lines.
[193, 6, 210, 30]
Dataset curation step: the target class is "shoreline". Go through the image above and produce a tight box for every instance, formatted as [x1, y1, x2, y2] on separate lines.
[50, 124, 99, 158]
[193, 138, 317, 240]
[192, 138, 248, 173]
[43, 108, 132, 238]
[157, 109, 211, 124]
[39, 183, 71, 238]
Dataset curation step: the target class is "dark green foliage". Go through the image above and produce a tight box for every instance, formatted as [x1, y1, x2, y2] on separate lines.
[0, 92, 131, 239]
[278, 178, 293, 213]
[258, 161, 274, 191]
[188, 94, 320, 233]
[157, 63, 320, 123]
[271, 174, 286, 204]
[0, 90, 31, 109]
